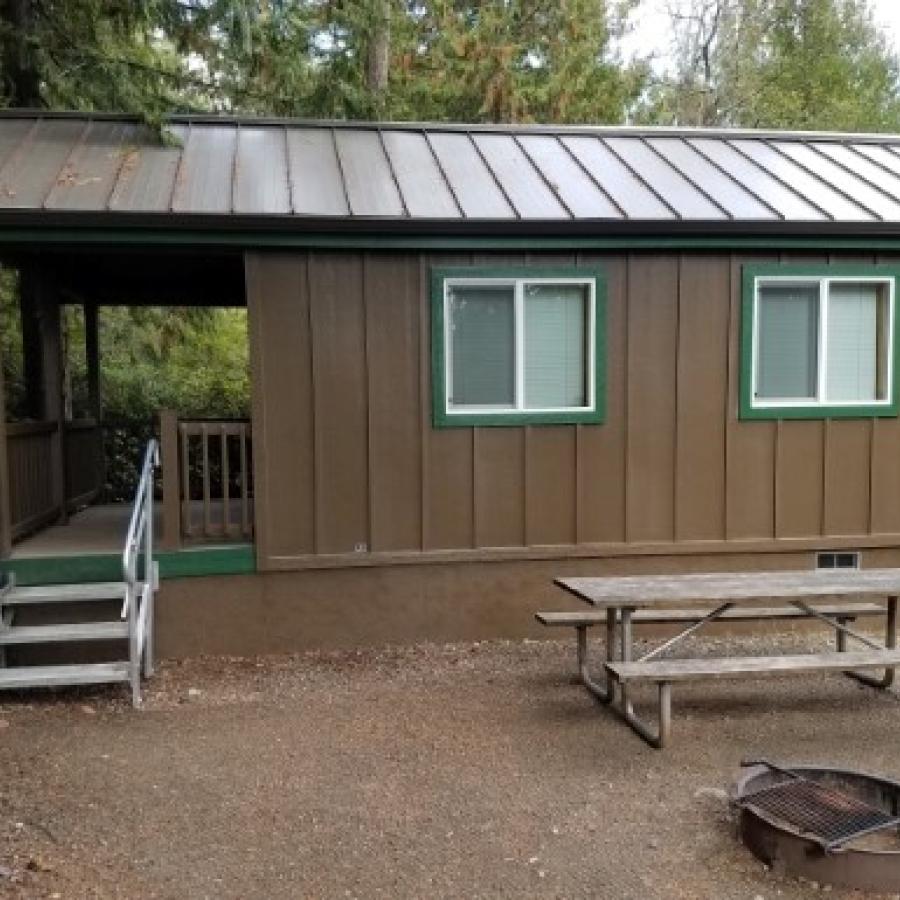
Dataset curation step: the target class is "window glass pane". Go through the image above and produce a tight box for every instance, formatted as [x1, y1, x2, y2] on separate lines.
[826, 282, 887, 402]
[448, 284, 515, 407]
[524, 283, 588, 409]
[756, 284, 819, 400]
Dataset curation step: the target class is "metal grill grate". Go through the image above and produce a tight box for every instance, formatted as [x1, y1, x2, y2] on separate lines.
[740, 778, 900, 852]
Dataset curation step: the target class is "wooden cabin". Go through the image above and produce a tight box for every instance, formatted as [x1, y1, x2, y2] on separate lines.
[2, 111, 900, 664]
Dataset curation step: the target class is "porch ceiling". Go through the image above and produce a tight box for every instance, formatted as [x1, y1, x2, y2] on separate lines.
[10, 247, 246, 307]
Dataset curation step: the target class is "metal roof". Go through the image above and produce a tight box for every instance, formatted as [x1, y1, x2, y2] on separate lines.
[6, 111, 900, 234]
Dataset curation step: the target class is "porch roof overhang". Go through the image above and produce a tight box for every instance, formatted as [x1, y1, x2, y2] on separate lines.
[1, 111, 900, 250]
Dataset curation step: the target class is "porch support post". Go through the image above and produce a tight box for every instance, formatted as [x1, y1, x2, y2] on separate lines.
[0, 327, 11, 558]
[19, 267, 43, 421]
[35, 274, 66, 523]
[159, 408, 181, 550]
[85, 301, 101, 420]
[84, 301, 105, 498]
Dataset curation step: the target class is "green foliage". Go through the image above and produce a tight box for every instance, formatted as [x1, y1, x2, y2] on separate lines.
[389, 0, 647, 123]
[81, 305, 248, 502]
[91, 306, 249, 421]
[0, 1, 210, 116]
[0, 266, 23, 419]
[179, 0, 647, 123]
[642, 0, 900, 130]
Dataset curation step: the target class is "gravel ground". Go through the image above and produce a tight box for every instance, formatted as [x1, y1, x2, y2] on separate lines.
[1, 634, 900, 900]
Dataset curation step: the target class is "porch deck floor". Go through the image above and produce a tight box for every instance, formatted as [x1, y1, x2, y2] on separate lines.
[10, 500, 250, 558]
[10, 503, 157, 557]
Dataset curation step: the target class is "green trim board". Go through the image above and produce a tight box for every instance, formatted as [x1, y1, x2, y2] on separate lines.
[739, 264, 900, 420]
[11, 225, 900, 252]
[430, 266, 607, 427]
[2, 544, 256, 586]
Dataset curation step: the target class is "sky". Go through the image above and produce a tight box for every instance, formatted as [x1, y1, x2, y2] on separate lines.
[623, 0, 900, 72]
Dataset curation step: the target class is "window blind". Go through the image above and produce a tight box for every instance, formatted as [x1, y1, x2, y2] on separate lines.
[826, 283, 879, 402]
[449, 285, 515, 407]
[523, 284, 587, 408]
[756, 284, 819, 400]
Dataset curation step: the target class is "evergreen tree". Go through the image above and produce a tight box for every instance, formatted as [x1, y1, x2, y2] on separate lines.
[0, 1, 209, 119]
[643, 0, 900, 131]
[184, 0, 648, 123]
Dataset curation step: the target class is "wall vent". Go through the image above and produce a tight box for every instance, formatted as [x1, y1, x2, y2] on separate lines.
[816, 551, 861, 570]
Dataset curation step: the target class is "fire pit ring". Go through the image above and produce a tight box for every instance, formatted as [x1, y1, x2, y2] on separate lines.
[733, 761, 900, 892]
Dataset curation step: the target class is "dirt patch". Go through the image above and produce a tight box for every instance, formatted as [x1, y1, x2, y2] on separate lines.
[1, 635, 899, 899]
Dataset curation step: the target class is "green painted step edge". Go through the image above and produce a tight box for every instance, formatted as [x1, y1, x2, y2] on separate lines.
[1, 545, 256, 586]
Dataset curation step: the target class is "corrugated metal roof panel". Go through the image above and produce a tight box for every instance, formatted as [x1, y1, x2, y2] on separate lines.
[812, 142, 900, 205]
[44, 120, 135, 211]
[473, 133, 569, 219]
[560, 136, 675, 219]
[382, 130, 460, 218]
[171, 124, 236, 214]
[730, 139, 872, 221]
[426, 132, 514, 218]
[108, 125, 181, 212]
[233, 126, 291, 215]
[516, 135, 623, 218]
[851, 142, 900, 180]
[334, 129, 404, 217]
[773, 141, 900, 220]
[0, 118, 86, 209]
[604, 137, 726, 219]
[0, 119, 36, 177]
[687, 138, 825, 220]
[647, 137, 776, 220]
[285, 128, 348, 216]
[5, 114, 900, 230]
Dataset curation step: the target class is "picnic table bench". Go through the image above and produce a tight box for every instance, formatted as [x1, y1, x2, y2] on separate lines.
[543, 569, 900, 749]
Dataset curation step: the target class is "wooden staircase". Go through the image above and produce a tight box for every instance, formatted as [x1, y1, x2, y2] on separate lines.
[0, 441, 160, 706]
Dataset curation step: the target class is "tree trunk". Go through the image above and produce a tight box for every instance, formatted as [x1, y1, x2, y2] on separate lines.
[0, 0, 40, 107]
[365, 0, 391, 96]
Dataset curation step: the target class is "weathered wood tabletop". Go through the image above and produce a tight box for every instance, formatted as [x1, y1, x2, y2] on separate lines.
[555, 569, 900, 609]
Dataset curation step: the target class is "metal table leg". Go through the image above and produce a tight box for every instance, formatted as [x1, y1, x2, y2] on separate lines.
[577, 622, 614, 704]
[847, 595, 897, 690]
[620, 606, 633, 717]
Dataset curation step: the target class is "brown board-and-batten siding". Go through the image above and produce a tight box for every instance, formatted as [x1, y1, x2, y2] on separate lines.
[246, 248, 900, 574]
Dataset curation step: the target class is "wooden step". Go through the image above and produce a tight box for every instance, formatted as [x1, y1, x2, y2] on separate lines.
[0, 622, 129, 645]
[535, 603, 886, 628]
[2, 582, 128, 606]
[606, 649, 900, 684]
[0, 662, 130, 689]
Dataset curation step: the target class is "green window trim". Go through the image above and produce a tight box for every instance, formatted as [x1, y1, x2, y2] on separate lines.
[740, 264, 900, 420]
[430, 266, 606, 427]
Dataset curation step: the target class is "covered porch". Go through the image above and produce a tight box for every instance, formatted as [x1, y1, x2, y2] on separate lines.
[0, 245, 254, 568]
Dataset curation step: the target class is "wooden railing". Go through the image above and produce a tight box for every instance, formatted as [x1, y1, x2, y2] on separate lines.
[6, 418, 104, 541]
[7, 422, 58, 540]
[63, 419, 104, 509]
[159, 411, 253, 548]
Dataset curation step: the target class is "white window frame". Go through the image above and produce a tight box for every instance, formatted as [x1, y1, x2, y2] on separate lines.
[443, 276, 597, 417]
[751, 274, 895, 410]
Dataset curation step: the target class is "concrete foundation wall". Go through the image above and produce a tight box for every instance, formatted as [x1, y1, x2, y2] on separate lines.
[155, 546, 900, 658]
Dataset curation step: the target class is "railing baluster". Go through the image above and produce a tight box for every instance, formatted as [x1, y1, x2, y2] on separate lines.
[221, 423, 230, 537]
[180, 424, 191, 537]
[240, 422, 250, 539]
[202, 424, 211, 537]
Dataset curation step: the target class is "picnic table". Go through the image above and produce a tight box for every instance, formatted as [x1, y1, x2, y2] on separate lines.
[550, 569, 900, 749]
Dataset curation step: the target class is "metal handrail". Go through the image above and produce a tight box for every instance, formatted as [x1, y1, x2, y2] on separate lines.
[121, 439, 160, 706]
[121, 439, 159, 617]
